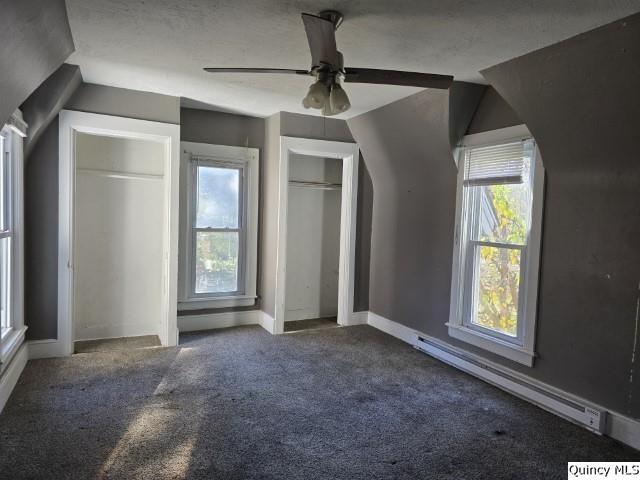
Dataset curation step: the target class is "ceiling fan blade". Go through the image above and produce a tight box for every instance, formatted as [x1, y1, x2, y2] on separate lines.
[301, 13, 340, 68]
[344, 68, 453, 89]
[204, 67, 310, 75]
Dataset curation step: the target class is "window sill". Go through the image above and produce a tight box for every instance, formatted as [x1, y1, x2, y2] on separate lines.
[1, 326, 27, 368]
[446, 323, 535, 367]
[178, 295, 257, 311]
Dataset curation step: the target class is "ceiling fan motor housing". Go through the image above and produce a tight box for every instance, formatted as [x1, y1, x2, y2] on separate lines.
[318, 10, 344, 29]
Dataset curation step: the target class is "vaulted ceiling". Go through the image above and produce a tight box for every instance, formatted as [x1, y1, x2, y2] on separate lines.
[65, 0, 640, 118]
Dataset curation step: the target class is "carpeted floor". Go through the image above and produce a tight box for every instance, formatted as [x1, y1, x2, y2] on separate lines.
[0, 325, 637, 479]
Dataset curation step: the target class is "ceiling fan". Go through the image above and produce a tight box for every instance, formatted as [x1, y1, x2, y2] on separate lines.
[204, 10, 454, 116]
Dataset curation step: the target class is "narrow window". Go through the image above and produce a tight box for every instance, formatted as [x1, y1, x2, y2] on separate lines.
[192, 161, 244, 296]
[0, 131, 12, 340]
[449, 127, 544, 366]
[0, 113, 27, 368]
[179, 143, 259, 310]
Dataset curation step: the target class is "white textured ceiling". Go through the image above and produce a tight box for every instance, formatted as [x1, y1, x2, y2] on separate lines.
[65, 0, 640, 119]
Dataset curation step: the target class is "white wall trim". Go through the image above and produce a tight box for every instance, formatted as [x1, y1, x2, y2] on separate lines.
[27, 338, 68, 359]
[348, 311, 369, 326]
[367, 312, 416, 344]
[259, 311, 276, 334]
[58, 110, 180, 354]
[449, 125, 544, 366]
[178, 310, 262, 332]
[275, 136, 359, 334]
[0, 343, 28, 414]
[178, 142, 259, 308]
[365, 311, 640, 450]
[0, 116, 26, 376]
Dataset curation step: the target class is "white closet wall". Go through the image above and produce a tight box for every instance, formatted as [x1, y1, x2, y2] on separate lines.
[74, 132, 165, 340]
[285, 154, 342, 322]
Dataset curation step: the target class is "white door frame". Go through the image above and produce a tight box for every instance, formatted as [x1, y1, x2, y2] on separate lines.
[274, 136, 359, 334]
[58, 110, 180, 355]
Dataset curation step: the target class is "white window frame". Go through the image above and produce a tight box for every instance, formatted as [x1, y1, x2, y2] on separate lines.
[178, 142, 259, 310]
[447, 125, 544, 367]
[0, 110, 27, 371]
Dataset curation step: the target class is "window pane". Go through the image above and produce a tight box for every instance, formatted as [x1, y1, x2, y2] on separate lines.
[196, 165, 240, 229]
[0, 237, 10, 337]
[471, 245, 521, 337]
[0, 134, 7, 233]
[471, 181, 530, 245]
[195, 231, 239, 294]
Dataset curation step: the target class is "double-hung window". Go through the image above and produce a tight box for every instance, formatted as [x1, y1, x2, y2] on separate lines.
[448, 126, 544, 366]
[0, 111, 26, 370]
[0, 130, 12, 341]
[179, 143, 259, 310]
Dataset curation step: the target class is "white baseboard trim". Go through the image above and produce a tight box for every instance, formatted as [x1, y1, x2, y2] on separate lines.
[178, 310, 262, 332]
[0, 343, 28, 414]
[259, 311, 275, 334]
[365, 311, 640, 451]
[75, 324, 160, 342]
[367, 311, 416, 344]
[608, 412, 640, 451]
[347, 311, 369, 326]
[28, 338, 68, 359]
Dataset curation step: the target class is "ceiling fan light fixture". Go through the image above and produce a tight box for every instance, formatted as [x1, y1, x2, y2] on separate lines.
[304, 80, 329, 109]
[321, 101, 338, 117]
[329, 82, 350, 114]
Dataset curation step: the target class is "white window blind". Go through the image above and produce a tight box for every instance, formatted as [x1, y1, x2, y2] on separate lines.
[464, 140, 534, 186]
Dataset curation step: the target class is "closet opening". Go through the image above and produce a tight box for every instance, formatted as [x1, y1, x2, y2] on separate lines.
[274, 137, 359, 335]
[284, 154, 343, 333]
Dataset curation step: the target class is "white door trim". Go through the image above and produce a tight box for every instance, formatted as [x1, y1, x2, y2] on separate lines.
[58, 110, 180, 354]
[274, 136, 359, 334]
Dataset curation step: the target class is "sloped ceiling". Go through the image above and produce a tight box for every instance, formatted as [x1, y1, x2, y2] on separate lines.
[65, 0, 640, 118]
[0, 0, 74, 125]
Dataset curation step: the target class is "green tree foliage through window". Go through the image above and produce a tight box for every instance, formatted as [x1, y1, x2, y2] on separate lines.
[469, 174, 530, 337]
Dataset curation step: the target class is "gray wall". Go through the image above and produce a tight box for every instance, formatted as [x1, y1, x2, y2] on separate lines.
[0, 0, 74, 126]
[25, 83, 181, 340]
[482, 12, 640, 417]
[25, 117, 60, 339]
[466, 87, 521, 135]
[21, 64, 83, 158]
[280, 112, 354, 142]
[280, 112, 371, 312]
[347, 84, 482, 336]
[259, 112, 371, 317]
[181, 108, 264, 148]
[348, 12, 640, 418]
[178, 108, 266, 315]
[66, 83, 180, 124]
[354, 161, 373, 312]
[259, 114, 282, 317]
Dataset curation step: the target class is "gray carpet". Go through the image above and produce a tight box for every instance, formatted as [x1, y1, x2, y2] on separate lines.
[0, 325, 637, 479]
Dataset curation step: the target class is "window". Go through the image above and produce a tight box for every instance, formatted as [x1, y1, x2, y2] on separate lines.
[0, 131, 11, 340]
[0, 111, 26, 368]
[448, 126, 544, 366]
[193, 162, 244, 295]
[179, 143, 259, 310]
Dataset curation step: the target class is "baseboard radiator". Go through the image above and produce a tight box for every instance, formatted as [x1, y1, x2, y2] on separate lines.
[414, 336, 606, 434]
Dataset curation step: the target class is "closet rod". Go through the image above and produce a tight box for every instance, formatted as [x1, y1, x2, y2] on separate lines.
[288, 180, 342, 191]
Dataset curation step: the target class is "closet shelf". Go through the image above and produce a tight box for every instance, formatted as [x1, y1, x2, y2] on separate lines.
[288, 180, 342, 191]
